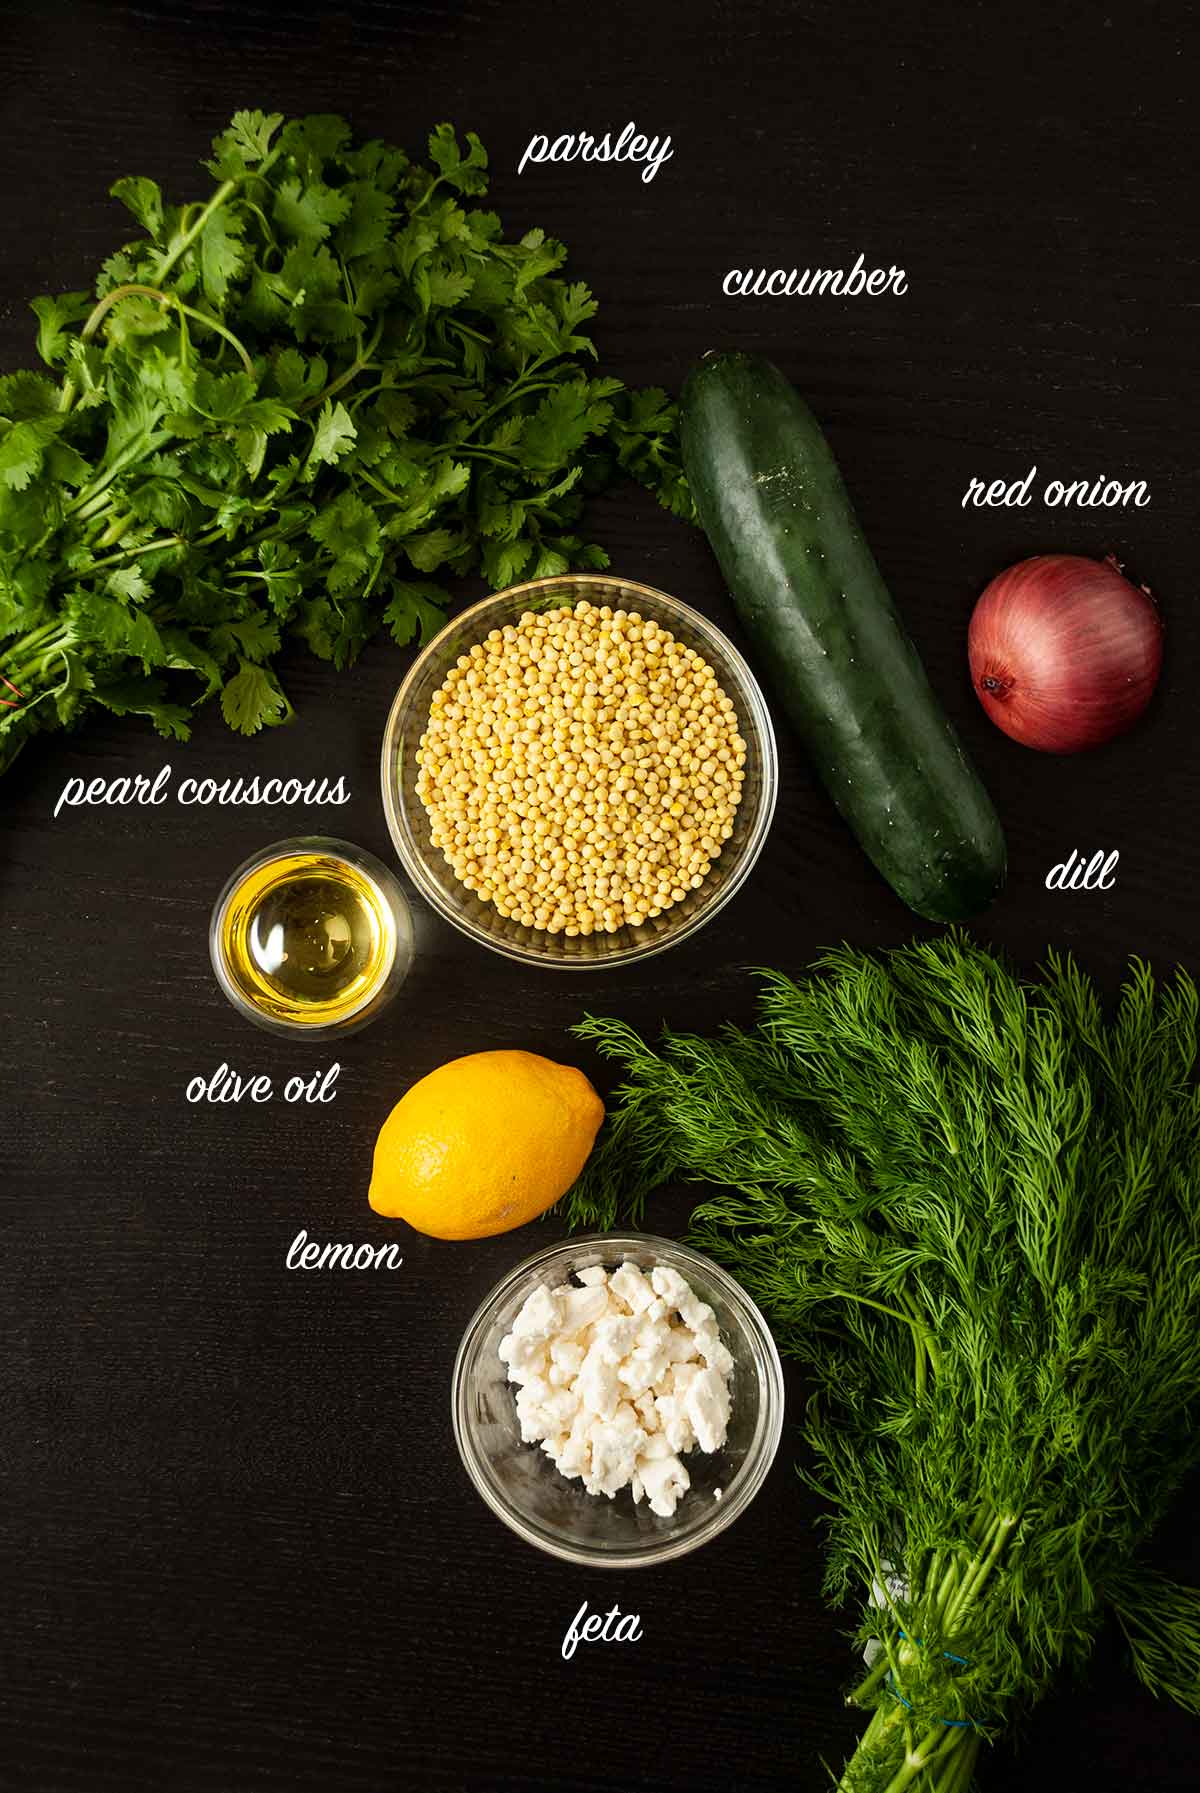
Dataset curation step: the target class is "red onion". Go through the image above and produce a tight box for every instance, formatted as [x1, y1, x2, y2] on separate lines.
[967, 553, 1163, 753]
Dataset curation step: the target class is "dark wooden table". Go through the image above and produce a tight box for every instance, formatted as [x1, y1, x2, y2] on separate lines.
[3, 1, 1198, 1787]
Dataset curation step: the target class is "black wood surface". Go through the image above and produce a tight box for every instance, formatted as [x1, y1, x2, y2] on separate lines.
[2, 1, 1198, 1787]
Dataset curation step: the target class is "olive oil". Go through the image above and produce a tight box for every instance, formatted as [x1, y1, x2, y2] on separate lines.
[211, 839, 412, 1035]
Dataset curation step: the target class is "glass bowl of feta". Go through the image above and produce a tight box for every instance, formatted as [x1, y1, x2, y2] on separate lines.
[452, 1233, 785, 1567]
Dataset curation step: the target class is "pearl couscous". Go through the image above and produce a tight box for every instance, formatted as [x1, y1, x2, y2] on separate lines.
[415, 600, 747, 935]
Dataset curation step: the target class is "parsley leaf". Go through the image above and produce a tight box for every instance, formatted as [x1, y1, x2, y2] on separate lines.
[220, 659, 292, 733]
[30, 292, 92, 367]
[384, 581, 449, 646]
[272, 178, 350, 243]
[111, 176, 165, 240]
[306, 399, 356, 469]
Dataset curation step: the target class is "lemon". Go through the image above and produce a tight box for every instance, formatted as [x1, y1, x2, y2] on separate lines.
[368, 1049, 604, 1240]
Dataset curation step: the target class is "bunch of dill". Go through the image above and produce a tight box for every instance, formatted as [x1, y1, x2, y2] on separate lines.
[564, 934, 1200, 1790]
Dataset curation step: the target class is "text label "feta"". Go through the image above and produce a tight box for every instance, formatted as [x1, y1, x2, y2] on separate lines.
[561, 1600, 643, 1661]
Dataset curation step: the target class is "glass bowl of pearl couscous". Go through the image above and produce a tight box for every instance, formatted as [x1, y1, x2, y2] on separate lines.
[379, 575, 778, 966]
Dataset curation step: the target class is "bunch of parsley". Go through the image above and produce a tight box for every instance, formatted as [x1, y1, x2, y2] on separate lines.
[0, 110, 690, 774]
[565, 934, 1200, 1790]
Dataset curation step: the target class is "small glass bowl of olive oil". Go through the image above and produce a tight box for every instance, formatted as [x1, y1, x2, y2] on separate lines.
[210, 837, 414, 1038]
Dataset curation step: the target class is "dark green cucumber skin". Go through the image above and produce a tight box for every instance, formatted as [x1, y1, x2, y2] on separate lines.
[681, 352, 1006, 922]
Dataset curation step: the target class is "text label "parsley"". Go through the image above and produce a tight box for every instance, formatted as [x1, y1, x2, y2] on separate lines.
[518, 124, 673, 185]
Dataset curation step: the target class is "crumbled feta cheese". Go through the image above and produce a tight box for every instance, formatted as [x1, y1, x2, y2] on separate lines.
[550, 1339, 584, 1376]
[634, 1390, 660, 1432]
[591, 1312, 641, 1363]
[651, 1264, 714, 1335]
[499, 1332, 551, 1385]
[512, 1284, 562, 1341]
[560, 1283, 610, 1334]
[684, 1366, 732, 1453]
[653, 1392, 696, 1454]
[664, 1324, 699, 1364]
[577, 1340, 622, 1422]
[693, 1318, 735, 1378]
[610, 1261, 657, 1314]
[639, 1451, 691, 1517]
[503, 1262, 734, 1518]
[588, 1404, 647, 1496]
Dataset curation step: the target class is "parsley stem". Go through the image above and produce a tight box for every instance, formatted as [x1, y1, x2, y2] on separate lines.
[95, 513, 137, 550]
[154, 178, 239, 283]
[362, 550, 386, 601]
[407, 173, 446, 217]
[75, 284, 254, 380]
[1, 620, 74, 691]
[452, 446, 520, 470]
[87, 536, 184, 570]
[169, 297, 256, 377]
[355, 466, 411, 506]
[301, 318, 385, 413]
[457, 357, 560, 443]
[71, 429, 159, 520]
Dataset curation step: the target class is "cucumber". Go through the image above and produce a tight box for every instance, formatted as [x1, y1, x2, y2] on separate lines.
[680, 351, 1005, 922]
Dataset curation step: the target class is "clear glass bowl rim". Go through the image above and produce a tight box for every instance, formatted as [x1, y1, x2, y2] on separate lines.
[378, 574, 779, 969]
[451, 1231, 786, 1568]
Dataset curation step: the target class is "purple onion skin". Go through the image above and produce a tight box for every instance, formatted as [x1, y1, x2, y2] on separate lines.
[968, 553, 1163, 754]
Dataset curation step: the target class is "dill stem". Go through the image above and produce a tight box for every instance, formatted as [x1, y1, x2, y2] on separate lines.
[828, 1288, 942, 1374]
[880, 1722, 956, 1793]
[839, 1701, 896, 1786]
[847, 1652, 892, 1706]
[934, 1556, 963, 1615]
[944, 1512, 1017, 1633]
[933, 1731, 980, 1793]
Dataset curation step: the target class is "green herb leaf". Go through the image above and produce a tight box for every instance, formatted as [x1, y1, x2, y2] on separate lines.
[0, 417, 59, 491]
[220, 659, 292, 733]
[272, 178, 350, 243]
[307, 399, 356, 468]
[199, 206, 247, 306]
[111, 176, 164, 240]
[384, 580, 450, 646]
[30, 292, 92, 367]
